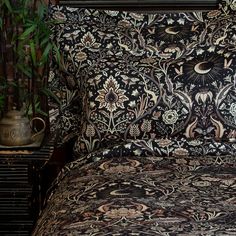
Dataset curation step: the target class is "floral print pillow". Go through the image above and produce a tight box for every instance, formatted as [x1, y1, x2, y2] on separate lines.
[48, 1, 236, 153]
[74, 55, 192, 154]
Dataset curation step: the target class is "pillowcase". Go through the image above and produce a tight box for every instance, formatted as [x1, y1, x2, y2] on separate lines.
[74, 55, 192, 154]
[48, 61, 82, 145]
[48, 3, 236, 155]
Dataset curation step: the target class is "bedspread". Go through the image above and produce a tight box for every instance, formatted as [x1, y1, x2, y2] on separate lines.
[33, 139, 236, 235]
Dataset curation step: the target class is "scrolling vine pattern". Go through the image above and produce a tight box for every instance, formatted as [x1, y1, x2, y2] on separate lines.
[48, 1, 236, 154]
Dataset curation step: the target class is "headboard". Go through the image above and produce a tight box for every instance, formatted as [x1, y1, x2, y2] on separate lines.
[57, 0, 219, 10]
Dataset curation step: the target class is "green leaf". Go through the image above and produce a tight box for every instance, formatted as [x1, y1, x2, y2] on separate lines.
[3, 0, 12, 12]
[37, 3, 46, 19]
[40, 43, 52, 65]
[17, 64, 32, 78]
[19, 24, 37, 40]
[40, 37, 50, 47]
[35, 109, 48, 117]
[52, 42, 61, 64]
[42, 88, 61, 105]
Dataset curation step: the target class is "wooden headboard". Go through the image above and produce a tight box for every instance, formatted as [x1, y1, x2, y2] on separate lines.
[57, 0, 219, 10]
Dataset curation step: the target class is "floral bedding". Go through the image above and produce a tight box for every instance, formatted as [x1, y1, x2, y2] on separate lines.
[39, 1, 236, 235]
[33, 138, 236, 235]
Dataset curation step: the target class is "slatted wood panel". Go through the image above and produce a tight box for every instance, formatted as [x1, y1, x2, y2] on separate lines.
[59, 0, 219, 10]
[0, 141, 54, 235]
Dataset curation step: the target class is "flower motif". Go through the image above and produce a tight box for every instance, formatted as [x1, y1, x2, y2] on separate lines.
[104, 10, 119, 16]
[207, 10, 221, 18]
[229, 103, 236, 117]
[158, 138, 172, 147]
[53, 11, 66, 21]
[129, 124, 140, 138]
[177, 18, 185, 25]
[163, 45, 181, 54]
[188, 140, 203, 146]
[173, 147, 189, 156]
[105, 207, 143, 219]
[118, 20, 132, 28]
[81, 32, 100, 49]
[130, 13, 144, 21]
[167, 18, 174, 24]
[85, 124, 96, 137]
[230, 2, 236, 10]
[196, 48, 205, 55]
[176, 158, 187, 164]
[75, 51, 87, 62]
[141, 120, 152, 133]
[140, 57, 156, 64]
[128, 101, 136, 108]
[195, 90, 213, 104]
[132, 89, 139, 97]
[162, 110, 179, 125]
[96, 76, 129, 112]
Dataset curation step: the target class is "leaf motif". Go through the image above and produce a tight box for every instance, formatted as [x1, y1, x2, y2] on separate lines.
[144, 87, 158, 104]
[174, 90, 192, 109]
[210, 116, 225, 138]
[215, 83, 233, 107]
[184, 117, 198, 138]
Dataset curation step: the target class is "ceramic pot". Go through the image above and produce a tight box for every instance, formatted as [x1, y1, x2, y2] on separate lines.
[0, 110, 46, 146]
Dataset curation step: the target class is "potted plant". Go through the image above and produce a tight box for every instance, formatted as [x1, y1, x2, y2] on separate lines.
[0, 0, 60, 120]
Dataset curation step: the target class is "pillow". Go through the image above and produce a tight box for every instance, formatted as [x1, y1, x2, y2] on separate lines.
[75, 55, 192, 154]
[48, 3, 236, 155]
[48, 61, 82, 145]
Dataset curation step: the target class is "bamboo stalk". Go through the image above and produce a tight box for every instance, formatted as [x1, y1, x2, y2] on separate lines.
[0, 8, 8, 112]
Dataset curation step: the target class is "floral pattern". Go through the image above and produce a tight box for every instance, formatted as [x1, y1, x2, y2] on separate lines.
[33, 138, 236, 235]
[48, 63, 82, 145]
[35, 2, 236, 233]
[96, 76, 129, 112]
[48, 0, 236, 154]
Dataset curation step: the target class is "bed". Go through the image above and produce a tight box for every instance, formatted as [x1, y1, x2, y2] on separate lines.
[33, 0, 236, 235]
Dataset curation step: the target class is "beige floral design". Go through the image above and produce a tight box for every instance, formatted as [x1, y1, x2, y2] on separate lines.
[75, 51, 87, 62]
[162, 110, 179, 125]
[173, 147, 189, 156]
[229, 103, 236, 117]
[96, 76, 129, 113]
[103, 207, 144, 219]
[158, 138, 172, 147]
[207, 10, 221, 18]
[129, 124, 141, 138]
[85, 124, 96, 137]
[80, 32, 100, 49]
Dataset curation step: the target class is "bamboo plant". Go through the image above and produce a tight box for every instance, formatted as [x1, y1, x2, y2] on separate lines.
[0, 0, 60, 119]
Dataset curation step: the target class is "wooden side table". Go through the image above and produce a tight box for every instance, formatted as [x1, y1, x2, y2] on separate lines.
[0, 140, 54, 236]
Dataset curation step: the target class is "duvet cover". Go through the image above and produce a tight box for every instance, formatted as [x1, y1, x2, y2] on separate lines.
[33, 138, 236, 235]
